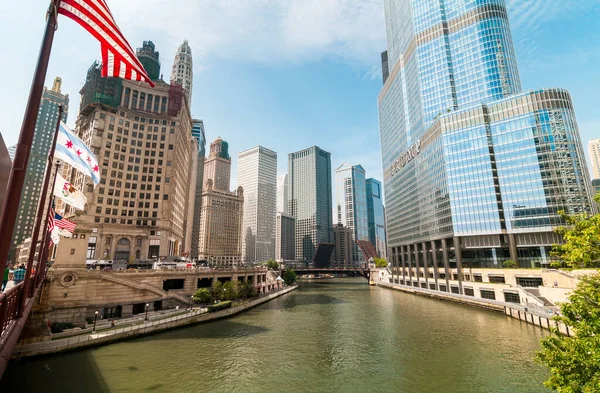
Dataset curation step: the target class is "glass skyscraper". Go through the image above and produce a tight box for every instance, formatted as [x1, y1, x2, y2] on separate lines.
[288, 146, 332, 262]
[191, 119, 206, 260]
[11, 77, 69, 257]
[366, 178, 386, 259]
[335, 164, 369, 265]
[379, 0, 593, 290]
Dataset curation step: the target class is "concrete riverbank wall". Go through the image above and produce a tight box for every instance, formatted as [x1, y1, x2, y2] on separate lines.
[377, 282, 571, 335]
[13, 285, 297, 359]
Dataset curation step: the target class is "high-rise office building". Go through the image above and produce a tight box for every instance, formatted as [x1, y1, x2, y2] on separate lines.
[7, 145, 16, 162]
[381, 51, 389, 84]
[366, 178, 386, 259]
[191, 119, 206, 260]
[66, 53, 198, 261]
[332, 224, 353, 267]
[588, 139, 600, 180]
[170, 40, 193, 106]
[198, 138, 244, 266]
[275, 212, 295, 262]
[136, 41, 160, 81]
[11, 77, 69, 256]
[379, 0, 594, 288]
[237, 146, 277, 263]
[276, 174, 288, 214]
[335, 164, 368, 265]
[288, 146, 332, 262]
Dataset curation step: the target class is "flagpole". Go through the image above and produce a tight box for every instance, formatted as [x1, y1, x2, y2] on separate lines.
[0, 0, 61, 278]
[19, 106, 62, 313]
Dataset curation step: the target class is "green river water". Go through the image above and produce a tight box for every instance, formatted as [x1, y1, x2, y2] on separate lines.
[2, 278, 549, 392]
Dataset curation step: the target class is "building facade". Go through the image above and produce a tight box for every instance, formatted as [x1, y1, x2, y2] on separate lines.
[237, 146, 277, 263]
[366, 178, 386, 259]
[288, 146, 332, 262]
[378, 0, 594, 290]
[198, 138, 244, 266]
[170, 40, 194, 106]
[190, 119, 206, 260]
[332, 224, 353, 267]
[275, 212, 295, 262]
[65, 49, 197, 263]
[276, 173, 288, 214]
[588, 139, 600, 180]
[335, 164, 369, 265]
[11, 77, 69, 256]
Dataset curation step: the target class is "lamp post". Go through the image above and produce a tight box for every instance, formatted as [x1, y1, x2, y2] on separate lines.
[93, 311, 99, 332]
[189, 295, 193, 312]
[145, 303, 149, 321]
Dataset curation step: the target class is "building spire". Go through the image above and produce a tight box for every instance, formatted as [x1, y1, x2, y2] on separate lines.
[170, 40, 194, 106]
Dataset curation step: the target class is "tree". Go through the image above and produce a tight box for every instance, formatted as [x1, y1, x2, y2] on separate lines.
[239, 281, 256, 299]
[210, 280, 224, 301]
[265, 259, 279, 270]
[192, 288, 211, 304]
[374, 257, 388, 268]
[536, 273, 600, 392]
[502, 259, 516, 268]
[551, 193, 600, 269]
[223, 281, 239, 301]
[283, 269, 297, 285]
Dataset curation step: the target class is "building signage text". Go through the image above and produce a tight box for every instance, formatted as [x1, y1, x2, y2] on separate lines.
[389, 139, 421, 176]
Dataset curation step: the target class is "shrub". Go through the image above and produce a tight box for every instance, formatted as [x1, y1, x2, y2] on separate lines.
[50, 322, 75, 334]
[223, 281, 239, 301]
[265, 259, 279, 270]
[502, 260, 517, 268]
[374, 257, 388, 268]
[207, 301, 232, 313]
[283, 269, 297, 285]
[192, 288, 211, 303]
[239, 281, 256, 299]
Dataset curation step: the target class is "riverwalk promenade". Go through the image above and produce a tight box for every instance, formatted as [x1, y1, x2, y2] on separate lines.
[12, 285, 297, 359]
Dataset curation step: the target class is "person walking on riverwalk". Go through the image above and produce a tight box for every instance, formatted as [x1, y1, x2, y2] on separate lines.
[13, 264, 26, 285]
[1, 265, 8, 291]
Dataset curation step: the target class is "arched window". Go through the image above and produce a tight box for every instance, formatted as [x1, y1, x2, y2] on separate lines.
[118, 238, 130, 246]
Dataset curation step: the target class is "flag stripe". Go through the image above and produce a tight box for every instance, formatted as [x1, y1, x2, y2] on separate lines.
[58, 0, 155, 87]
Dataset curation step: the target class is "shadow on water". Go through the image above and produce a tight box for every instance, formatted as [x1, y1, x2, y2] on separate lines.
[137, 320, 270, 341]
[3, 351, 111, 393]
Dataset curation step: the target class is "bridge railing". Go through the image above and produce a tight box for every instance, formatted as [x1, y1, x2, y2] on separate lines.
[0, 283, 24, 345]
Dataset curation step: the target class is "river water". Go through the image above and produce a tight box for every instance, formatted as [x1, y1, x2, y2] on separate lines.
[3, 278, 549, 392]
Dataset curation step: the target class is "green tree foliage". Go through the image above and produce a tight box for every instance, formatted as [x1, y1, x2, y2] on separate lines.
[536, 274, 600, 392]
[223, 281, 240, 301]
[239, 281, 256, 299]
[210, 280, 224, 301]
[374, 257, 388, 268]
[551, 193, 600, 269]
[192, 288, 211, 304]
[502, 259, 516, 268]
[283, 269, 297, 285]
[265, 259, 280, 270]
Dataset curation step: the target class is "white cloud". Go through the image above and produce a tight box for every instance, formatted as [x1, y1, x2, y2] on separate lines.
[109, 0, 386, 69]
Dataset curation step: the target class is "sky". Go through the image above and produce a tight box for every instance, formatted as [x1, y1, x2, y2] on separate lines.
[0, 0, 599, 191]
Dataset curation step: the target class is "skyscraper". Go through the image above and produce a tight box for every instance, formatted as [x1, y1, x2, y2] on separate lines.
[170, 40, 193, 106]
[335, 164, 368, 265]
[588, 139, 600, 180]
[136, 41, 160, 81]
[198, 138, 244, 266]
[237, 146, 277, 263]
[288, 146, 332, 262]
[275, 212, 295, 262]
[366, 178, 386, 259]
[332, 224, 354, 268]
[276, 174, 288, 214]
[11, 77, 69, 256]
[191, 119, 206, 260]
[66, 54, 197, 261]
[379, 0, 593, 288]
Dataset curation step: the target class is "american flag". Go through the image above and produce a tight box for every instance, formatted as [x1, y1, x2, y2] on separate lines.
[54, 213, 77, 233]
[47, 202, 56, 249]
[57, 0, 155, 87]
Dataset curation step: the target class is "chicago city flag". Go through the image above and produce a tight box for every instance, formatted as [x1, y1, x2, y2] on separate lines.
[53, 173, 87, 210]
[54, 122, 100, 186]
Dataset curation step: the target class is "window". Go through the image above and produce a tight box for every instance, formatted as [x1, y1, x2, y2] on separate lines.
[450, 286, 460, 294]
[480, 290, 496, 300]
[439, 284, 447, 292]
[464, 287, 474, 296]
[504, 292, 520, 304]
[515, 277, 543, 288]
[489, 275, 506, 284]
[87, 236, 97, 259]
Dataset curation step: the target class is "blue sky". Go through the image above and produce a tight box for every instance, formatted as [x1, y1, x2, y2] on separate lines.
[1, 0, 599, 189]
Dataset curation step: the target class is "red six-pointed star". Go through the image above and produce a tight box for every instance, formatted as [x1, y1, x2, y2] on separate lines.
[66, 140, 73, 149]
[76, 149, 82, 156]
[93, 165, 99, 173]
[86, 156, 92, 162]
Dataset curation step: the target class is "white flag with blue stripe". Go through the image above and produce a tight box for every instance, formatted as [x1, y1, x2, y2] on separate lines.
[54, 122, 100, 186]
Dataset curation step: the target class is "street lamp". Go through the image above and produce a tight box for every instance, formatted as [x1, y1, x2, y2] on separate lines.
[93, 311, 99, 332]
[145, 303, 149, 321]
[189, 295, 193, 312]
